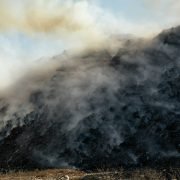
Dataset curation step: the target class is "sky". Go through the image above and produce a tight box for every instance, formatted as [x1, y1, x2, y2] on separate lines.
[98, 0, 154, 21]
[0, 0, 179, 90]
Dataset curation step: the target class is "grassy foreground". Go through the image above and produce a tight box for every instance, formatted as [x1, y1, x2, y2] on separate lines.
[0, 168, 179, 179]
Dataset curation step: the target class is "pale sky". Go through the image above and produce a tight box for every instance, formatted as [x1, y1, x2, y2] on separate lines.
[97, 0, 154, 21]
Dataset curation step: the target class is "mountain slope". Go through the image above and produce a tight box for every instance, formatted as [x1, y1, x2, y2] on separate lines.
[0, 26, 180, 170]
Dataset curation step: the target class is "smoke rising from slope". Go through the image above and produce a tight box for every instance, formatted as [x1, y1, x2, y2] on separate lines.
[0, 0, 180, 170]
[1, 0, 180, 90]
[0, 26, 180, 169]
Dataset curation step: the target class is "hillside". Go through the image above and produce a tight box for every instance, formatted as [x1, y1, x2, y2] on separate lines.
[0, 26, 179, 171]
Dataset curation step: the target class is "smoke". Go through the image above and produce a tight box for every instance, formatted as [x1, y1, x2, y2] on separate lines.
[0, 0, 180, 90]
[0, 0, 107, 44]
[0, 0, 179, 170]
[0, 0, 110, 90]
[0, 0, 86, 32]
[0, 0, 179, 45]
[2, 0, 180, 44]
[0, 25, 180, 169]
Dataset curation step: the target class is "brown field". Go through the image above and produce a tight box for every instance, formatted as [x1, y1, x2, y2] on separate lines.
[0, 168, 179, 180]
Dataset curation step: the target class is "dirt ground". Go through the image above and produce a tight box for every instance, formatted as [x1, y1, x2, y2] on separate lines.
[0, 168, 179, 180]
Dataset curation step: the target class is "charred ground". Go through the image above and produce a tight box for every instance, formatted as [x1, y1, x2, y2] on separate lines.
[0, 27, 180, 171]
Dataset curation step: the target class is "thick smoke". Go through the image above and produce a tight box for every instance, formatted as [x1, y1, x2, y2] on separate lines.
[0, 0, 180, 34]
[1, 0, 180, 90]
[0, 0, 109, 47]
[0, 0, 88, 32]
[0, 26, 180, 170]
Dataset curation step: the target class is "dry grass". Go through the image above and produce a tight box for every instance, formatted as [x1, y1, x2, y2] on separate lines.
[83, 168, 180, 180]
[0, 168, 179, 180]
[0, 169, 85, 180]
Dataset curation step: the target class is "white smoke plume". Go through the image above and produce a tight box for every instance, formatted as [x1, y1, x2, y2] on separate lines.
[0, 0, 180, 91]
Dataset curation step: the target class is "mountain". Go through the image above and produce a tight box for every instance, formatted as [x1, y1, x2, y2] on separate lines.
[0, 26, 180, 171]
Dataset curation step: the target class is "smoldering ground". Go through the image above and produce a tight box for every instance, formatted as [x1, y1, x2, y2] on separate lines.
[0, 26, 180, 170]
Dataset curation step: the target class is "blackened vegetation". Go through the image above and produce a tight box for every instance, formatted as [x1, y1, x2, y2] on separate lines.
[0, 27, 180, 171]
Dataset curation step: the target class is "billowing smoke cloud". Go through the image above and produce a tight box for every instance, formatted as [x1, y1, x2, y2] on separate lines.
[0, 0, 114, 46]
[0, 0, 179, 41]
[0, 0, 180, 87]
[0, 0, 179, 34]
[0, 0, 110, 90]
[0, 0, 87, 32]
